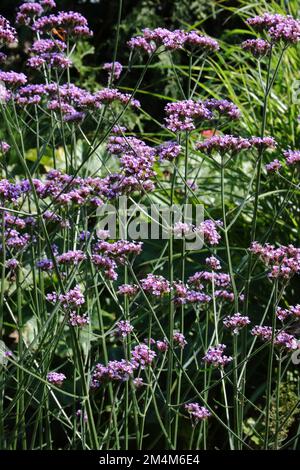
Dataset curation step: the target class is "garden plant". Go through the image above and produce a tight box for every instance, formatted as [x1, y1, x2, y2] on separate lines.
[0, 0, 300, 451]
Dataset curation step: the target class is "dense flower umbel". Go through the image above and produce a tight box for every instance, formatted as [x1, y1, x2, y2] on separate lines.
[251, 326, 298, 352]
[33, 11, 93, 38]
[206, 255, 221, 270]
[0, 141, 10, 154]
[0, 71, 27, 87]
[247, 14, 300, 44]
[16, 3, 44, 26]
[131, 344, 156, 368]
[173, 332, 187, 348]
[117, 284, 138, 296]
[128, 28, 219, 53]
[276, 305, 300, 322]
[185, 403, 211, 423]
[265, 159, 282, 173]
[116, 320, 134, 338]
[203, 344, 233, 367]
[47, 372, 66, 386]
[140, 273, 170, 296]
[46, 285, 85, 308]
[103, 61, 123, 81]
[91, 360, 135, 388]
[164, 99, 212, 132]
[250, 242, 300, 279]
[223, 313, 251, 334]
[241, 39, 271, 56]
[283, 150, 300, 165]
[196, 135, 276, 155]
[0, 15, 18, 44]
[194, 219, 222, 245]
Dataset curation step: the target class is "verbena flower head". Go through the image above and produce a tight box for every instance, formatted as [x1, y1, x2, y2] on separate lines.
[33, 11, 93, 38]
[241, 39, 271, 56]
[206, 255, 221, 270]
[185, 31, 219, 51]
[131, 344, 156, 369]
[276, 305, 300, 322]
[16, 3, 44, 26]
[128, 28, 219, 53]
[173, 332, 187, 348]
[103, 61, 123, 81]
[251, 325, 298, 352]
[185, 403, 211, 422]
[69, 312, 89, 327]
[284, 150, 300, 165]
[116, 320, 134, 338]
[204, 99, 241, 120]
[156, 339, 168, 352]
[247, 13, 300, 45]
[133, 378, 145, 388]
[203, 344, 233, 367]
[265, 159, 282, 172]
[47, 371, 66, 386]
[0, 15, 18, 44]
[194, 219, 222, 245]
[117, 284, 138, 296]
[156, 141, 181, 161]
[223, 313, 250, 334]
[91, 359, 134, 388]
[0, 141, 10, 154]
[0, 71, 27, 87]
[40, 0, 56, 8]
[196, 134, 252, 155]
[165, 99, 212, 132]
[140, 273, 170, 296]
[250, 242, 300, 279]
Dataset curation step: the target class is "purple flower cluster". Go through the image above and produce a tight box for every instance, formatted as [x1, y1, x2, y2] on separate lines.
[173, 332, 187, 348]
[103, 62, 123, 81]
[16, 3, 44, 26]
[95, 88, 140, 108]
[33, 11, 93, 38]
[206, 256, 221, 270]
[156, 141, 181, 161]
[203, 344, 233, 367]
[164, 98, 241, 133]
[265, 159, 282, 173]
[0, 141, 10, 154]
[284, 150, 300, 165]
[116, 320, 134, 338]
[251, 326, 298, 352]
[131, 344, 156, 368]
[185, 403, 211, 422]
[247, 14, 300, 45]
[47, 371, 66, 386]
[196, 135, 276, 155]
[172, 281, 211, 305]
[0, 15, 18, 44]
[164, 99, 212, 133]
[91, 342, 157, 388]
[223, 313, 250, 334]
[46, 284, 87, 324]
[241, 39, 271, 57]
[0, 71, 27, 87]
[276, 305, 300, 322]
[128, 28, 219, 53]
[250, 242, 300, 279]
[91, 360, 135, 388]
[188, 271, 230, 288]
[140, 273, 170, 296]
[194, 219, 222, 245]
[117, 284, 138, 296]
